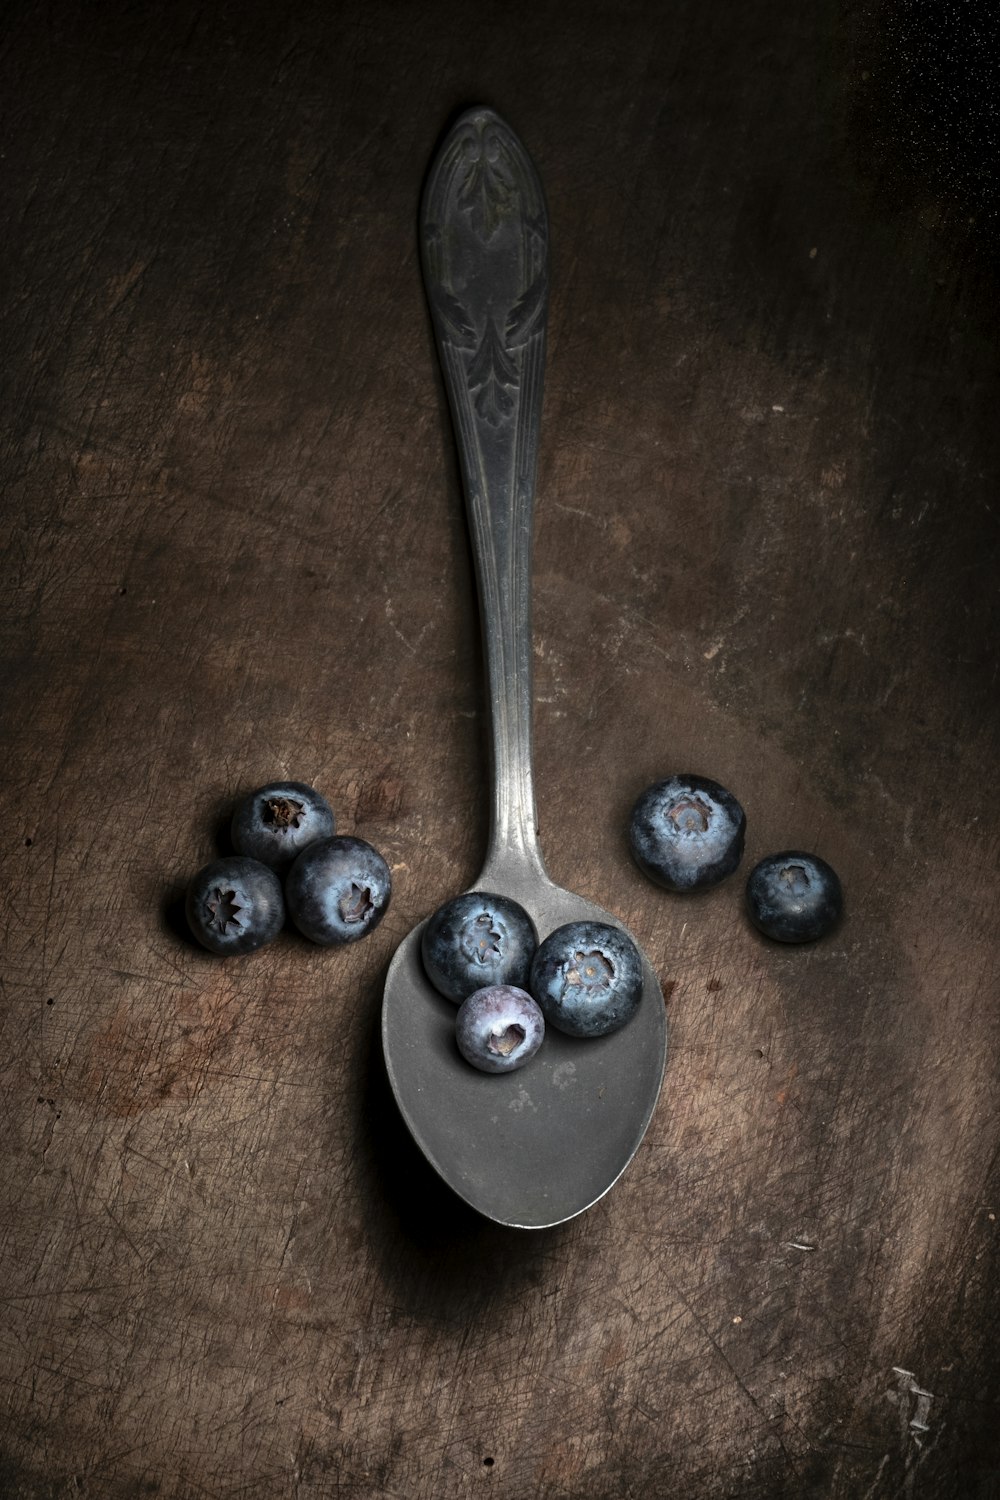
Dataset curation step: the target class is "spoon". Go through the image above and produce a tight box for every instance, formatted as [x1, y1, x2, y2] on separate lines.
[381, 107, 667, 1229]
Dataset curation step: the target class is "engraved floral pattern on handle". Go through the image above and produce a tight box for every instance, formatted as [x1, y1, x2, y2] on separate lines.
[467, 318, 517, 425]
[423, 112, 548, 432]
[456, 122, 516, 240]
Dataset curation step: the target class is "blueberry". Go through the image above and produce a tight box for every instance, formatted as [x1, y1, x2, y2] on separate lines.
[455, 985, 545, 1074]
[186, 856, 284, 956]
[746, 851, 843, 943]
[231, 781, 335, 872]
[629, 773, 745, 892]
[529, 920, 643, 1038]
[285, 835, 391, 945]
[421, 891, 538, 1004]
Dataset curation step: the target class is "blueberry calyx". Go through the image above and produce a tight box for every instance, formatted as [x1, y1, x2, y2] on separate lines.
[668, 796, 711, 834]
[340, 881, 375, 925]
[463, 912, 504, 967]
[566, 949, 614, 992]
[205, 887, 244, 935]
[489, 1024, 525, 1057]
[263, 796, 306, 829]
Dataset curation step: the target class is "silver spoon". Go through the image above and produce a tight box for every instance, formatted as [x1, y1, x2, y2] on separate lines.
[381, 107, 667, 1229]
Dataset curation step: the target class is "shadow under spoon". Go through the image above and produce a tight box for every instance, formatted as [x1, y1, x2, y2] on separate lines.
[381, 106, 668, 1230]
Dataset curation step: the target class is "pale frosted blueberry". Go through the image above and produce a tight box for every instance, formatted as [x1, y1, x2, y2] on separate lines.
[455, 985, 545, 1074]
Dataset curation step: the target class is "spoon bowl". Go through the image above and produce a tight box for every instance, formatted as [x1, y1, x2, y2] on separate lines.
[381, 107, 667, 1229]
[383, 856, 667, 1229]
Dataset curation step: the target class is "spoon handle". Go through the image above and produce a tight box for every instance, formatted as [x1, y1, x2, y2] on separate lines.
[420, 107, 549, 877]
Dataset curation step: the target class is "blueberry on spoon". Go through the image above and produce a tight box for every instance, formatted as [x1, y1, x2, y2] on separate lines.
[422, 891, 537, 1004]
[455, 985, 545, 1074]
[529, 920, 643, 1038]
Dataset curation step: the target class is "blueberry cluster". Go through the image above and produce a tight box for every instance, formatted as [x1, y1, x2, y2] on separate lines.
[627, 772, 843, 943]
[185, 781, 391, 957]
[421, 892, 644, 1074]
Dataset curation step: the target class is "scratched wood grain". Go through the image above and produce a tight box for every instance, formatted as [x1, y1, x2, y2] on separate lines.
[2, 1, 998, 1497]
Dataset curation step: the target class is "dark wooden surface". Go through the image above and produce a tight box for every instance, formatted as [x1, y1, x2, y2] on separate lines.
[2, 2, 998, 1496]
